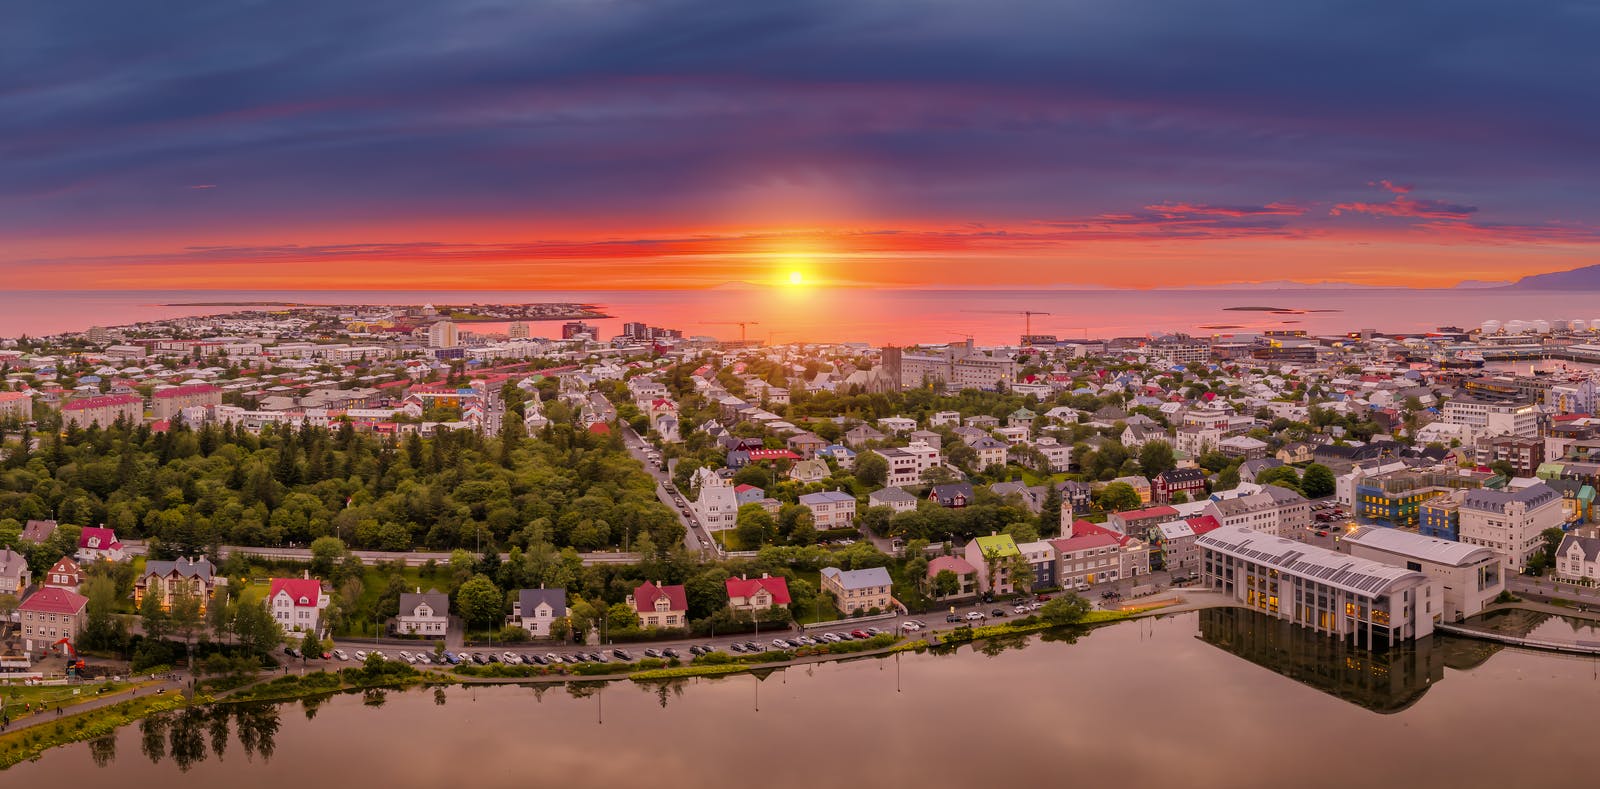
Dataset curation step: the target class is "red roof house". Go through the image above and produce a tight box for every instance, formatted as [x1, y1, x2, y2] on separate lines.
[724, 573, 791, 610]
[628, 581, 688, 629]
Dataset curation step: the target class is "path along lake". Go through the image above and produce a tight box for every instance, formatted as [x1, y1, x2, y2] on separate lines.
[10, 608, 1600, 788]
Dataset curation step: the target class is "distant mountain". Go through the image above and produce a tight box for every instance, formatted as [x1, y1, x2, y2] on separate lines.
[1181, 280, 1385, 291]
[1453, 279, 1513, 289]
[1505, 264, 1600, 290]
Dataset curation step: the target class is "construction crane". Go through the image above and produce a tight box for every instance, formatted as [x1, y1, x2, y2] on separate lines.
[961, 310, 1054, 344]
[698, 321, 760, 343]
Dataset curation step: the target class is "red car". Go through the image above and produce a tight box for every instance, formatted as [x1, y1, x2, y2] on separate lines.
[1036, 593, 1052, 601]
[850, 629, 871, 639]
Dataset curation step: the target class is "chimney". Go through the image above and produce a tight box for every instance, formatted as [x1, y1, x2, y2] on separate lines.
[303, 569, 309, 580]
[416, 586, 421, 594]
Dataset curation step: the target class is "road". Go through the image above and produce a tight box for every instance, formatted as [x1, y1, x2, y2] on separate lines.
[616, 423, 716, 556]
[120, 540, 641, 568]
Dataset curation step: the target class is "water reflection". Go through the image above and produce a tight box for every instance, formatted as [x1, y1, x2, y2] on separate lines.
[115, 704, 283, 771]
[1197, 608, 1444, 714]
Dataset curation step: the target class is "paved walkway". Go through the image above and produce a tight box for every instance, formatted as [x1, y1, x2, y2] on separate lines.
[2, 675, 183, 735]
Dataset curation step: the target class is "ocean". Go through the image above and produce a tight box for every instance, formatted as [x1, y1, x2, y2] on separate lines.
[0, 287, 1594, 345]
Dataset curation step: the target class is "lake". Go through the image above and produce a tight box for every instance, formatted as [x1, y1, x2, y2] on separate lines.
[4, 287, 1600, 344]
[9, 608, 1600, 787]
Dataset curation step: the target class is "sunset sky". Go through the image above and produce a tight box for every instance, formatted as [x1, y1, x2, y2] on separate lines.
[6, 0, 1600, 291]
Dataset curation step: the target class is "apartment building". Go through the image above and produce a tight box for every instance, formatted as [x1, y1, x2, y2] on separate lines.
[693, 476, 740, 533]
[1442, 396, 1539, 440]
[152, 383, 222, 420]
[61, 393, 143, 428]
[877, 442, 943, 487]
[1199, 525, 1435, 646]
[1202, 486, 1311, 538]
[820, 566, 894, 615]
[0, 390, 32, 421]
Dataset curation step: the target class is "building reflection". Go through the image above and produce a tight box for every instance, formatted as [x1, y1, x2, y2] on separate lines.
[1197, 607, 1444, 714]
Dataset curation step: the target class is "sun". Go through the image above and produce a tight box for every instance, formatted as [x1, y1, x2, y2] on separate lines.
[788, 271, 805, 286]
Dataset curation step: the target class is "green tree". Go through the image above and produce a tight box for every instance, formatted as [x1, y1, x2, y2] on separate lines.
[309, 536, 347, 578]
[455, 574, 504, 630]
[1138, 441, 1176, 477]
[932, 569, 960, 599]
[1003, 521, 1039, 543]
[854, 452, 888, 487]
[168, 581, 205, 664]
[300, 629, 324, 659]
[1098, 482, 1142, 512]
[1300, 463, 1336, 498]
[1004, 552, 1034, 597]
[139, 590, 169, 641]
[1040, 594, 1091, 625]
[734, 504, 777, 548]
[231, 600, 281, 657]
[1038, 484, 1062, 536]
[607, 602, 642, 632]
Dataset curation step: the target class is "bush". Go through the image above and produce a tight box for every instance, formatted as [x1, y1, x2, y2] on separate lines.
[693, 651, 734, 665]
[496, 627, 531, 643]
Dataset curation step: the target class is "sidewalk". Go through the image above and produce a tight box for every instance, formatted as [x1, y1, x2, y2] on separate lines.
[2, 676, 182, 735]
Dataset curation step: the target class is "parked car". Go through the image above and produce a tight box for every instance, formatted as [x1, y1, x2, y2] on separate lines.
[398, 651, 415, 662]
[866, 627, 883, 636]
[1013, 605, 1030, 615]
[945, 614, 962, 623]
[545, 653, 561, 663]
[821, 633, 842, 643]
[502, 652, 521, 664]
[729, 642, 747, 653]
[372, 651, 388, 661]
[443, 652, 461, 664]
[284, 647, 300, 658]
[965, 611, 985, 620]
[592, 652, 609, 663]
[470, 653, 487, 665]
[643, 648, 663, 658]
[797, 635, 818, 645]
[528, 654, 547, 665]
[1036, 593, 1052, 602]
[990, 608, 1006, 617]
[772, 639, 791, 649]
[901, 622, 921, 632]
[354, 650, 368, 661]
[331, 649, 349, 661]
[663, 648, 681, 659]
[742, 641, 761, 652]
[688, 645, 707, 656]
[413, 653, 431, 665]
[850, 629, 871, 639]
[613, 649, 633, 661]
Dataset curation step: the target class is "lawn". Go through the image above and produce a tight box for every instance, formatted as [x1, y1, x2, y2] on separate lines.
[0, 679, 145, 722]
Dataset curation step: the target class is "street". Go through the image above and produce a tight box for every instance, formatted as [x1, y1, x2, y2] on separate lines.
[617, 423, 715, 556]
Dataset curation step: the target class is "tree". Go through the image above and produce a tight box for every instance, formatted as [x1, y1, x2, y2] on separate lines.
[1300, 463, 1336, 499]
[853, 452, 888, 487]
[607, 602, 642, 632]
[1099, 482, 1142, 512]
[932, 569, 960, 599]
[1257, 466, 1302, 494]
[1040, 594, 1091, 625]
[1038, 484, 1062, 536]
[1004, 552, 1034, 597]
[168, 582, 205, 665]
[139, 590, 170, 641]
[301, 629, 324, 660]
[1138, 441, 1176, 477]
[1489, 460, 1516, 480]
[734, 503, 777, 548]
[455, 574, 504, 631]
[309, 536, 347, 578]
[1003, 521, 1039, 543]
[231, 601, 281, 657]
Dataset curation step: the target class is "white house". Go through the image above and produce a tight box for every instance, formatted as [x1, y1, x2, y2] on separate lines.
[509, 588, 568, 638]
[267, 575, 331, 634]
[396, 589, 451, 636]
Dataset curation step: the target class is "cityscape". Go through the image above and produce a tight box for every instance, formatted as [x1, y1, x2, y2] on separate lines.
[7, 1, 1600, 787]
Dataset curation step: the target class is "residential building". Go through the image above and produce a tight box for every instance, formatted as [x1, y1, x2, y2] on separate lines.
[798, 490, 857, 529]
[1199, 525, 1435, 646]
[268, 575, 331, 634]
[1343, 525, 1503, 622]
[693, 476, 740, 533]
[724, 573, 792, 611]
[509, 588, 568, 638]
[1203, 486, 1311, 538]
[0, 548, 30, 596]
[19, 587, 90, 656]
[1149, 515, 1221, 575]
[929, 482, 974, 508]
[60, 393, 143, 429]
[1017, 539, 1058, 591]
[1238, 458, 1286, 485]
[820, 566, 894, 615]
[926, 555, 978, 599]
[1109, 475, 1153, 504]
[1458, 482, 1564, 572]
[786, 432, 828, 458]
[428, 320, 459, 348]
[1106, 504, 1179, 536]
[396, 589, 451, 636]
[1153, 468, 1208, 503]
[76, 527, 125, 563]
[967, 436, 1009, 469]
[628, 582, 689, 629]
[1555, 534, 1600, 583]
[152, 384, 222, 420]
[877, 442, 943, 487]
[867, 486, 918, 514]
[965, 534, 1021, 594]
[1486, 436, 1544, 477]
[20, 519, 57, 544]
[41, 556, 82, 591]
[1033, 437, 1072, 472]
[789, 457, 830, 483]
[0, 390, 32, 421]
[134, 556, 222, 612]
[1218, 435, 1270, 459]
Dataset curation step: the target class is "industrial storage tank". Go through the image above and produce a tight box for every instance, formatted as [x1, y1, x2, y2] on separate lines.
[1506, 320, 1529, 334]
[1533, 319, 1552, 334]
[1480, 320, 1502, 335]
[1570, 319, 1590, 332]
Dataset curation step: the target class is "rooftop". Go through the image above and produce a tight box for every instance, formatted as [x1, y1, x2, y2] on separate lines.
[1196, 525, 1429, 598]
[1343, 525, 1497, 567]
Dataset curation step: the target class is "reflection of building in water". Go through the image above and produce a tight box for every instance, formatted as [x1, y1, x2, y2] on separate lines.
[1198, 607, 1444, 714]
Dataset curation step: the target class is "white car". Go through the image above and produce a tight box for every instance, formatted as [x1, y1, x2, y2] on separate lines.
[502, 652, 522, 664]
[965, 611, 985, 621]
[1013, 605, 1029, 615]
[332, 649, 349, 661]
[900, 622, 921, 632]
[398, 651, 415, 662]
[821, 633, 842, 643]
[354, 650, 368, 661]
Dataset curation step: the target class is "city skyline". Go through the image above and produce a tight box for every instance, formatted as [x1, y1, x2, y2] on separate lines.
[7, 1, 1600, 291]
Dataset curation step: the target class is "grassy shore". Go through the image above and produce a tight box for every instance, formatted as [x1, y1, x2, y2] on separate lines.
[0, 692, 205, 769]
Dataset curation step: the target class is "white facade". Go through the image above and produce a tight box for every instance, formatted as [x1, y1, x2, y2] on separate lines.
[1458, 482, 1563, 572]
[693, 476, 740, 532]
